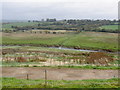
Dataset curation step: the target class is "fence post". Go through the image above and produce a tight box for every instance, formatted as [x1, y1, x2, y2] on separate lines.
[45, 70, 47, 88]
[27, 74, 29, 80]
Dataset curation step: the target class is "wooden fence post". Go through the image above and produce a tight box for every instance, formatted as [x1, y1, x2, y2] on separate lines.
[45, 70, 47, 88]
[27, 74, 29, 80]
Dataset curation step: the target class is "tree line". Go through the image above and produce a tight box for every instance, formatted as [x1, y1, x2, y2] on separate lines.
[3, 19, 119, 33]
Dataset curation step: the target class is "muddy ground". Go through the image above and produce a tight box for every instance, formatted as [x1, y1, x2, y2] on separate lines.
[2, 67, 119, 80]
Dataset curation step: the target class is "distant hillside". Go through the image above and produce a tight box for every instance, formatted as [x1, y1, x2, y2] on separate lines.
[1, 19, 119, 33]
[2, 20, 28, 23]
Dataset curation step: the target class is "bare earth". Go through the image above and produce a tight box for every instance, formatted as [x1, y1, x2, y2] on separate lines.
[2, 67, 118, 80]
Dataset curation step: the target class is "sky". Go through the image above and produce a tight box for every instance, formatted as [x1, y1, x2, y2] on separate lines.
[1, 0, 119, 20]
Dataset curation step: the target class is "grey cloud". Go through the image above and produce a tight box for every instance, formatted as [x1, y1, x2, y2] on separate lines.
[2, 1, 117, 20]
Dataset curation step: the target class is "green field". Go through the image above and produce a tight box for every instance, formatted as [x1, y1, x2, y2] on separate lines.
[2, 22, 39, 30]
[1, 77, 119, 88]
[2, 32, 118, 51]
[99, 25, 118, 30]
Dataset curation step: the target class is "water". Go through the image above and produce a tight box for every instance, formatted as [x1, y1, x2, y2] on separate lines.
[1, 45, 98, 52]
[1, 45, 117, 53]
[49, 47, 98, 52]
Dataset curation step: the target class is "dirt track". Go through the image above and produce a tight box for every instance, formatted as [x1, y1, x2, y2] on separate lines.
[2, 67, 118, 80]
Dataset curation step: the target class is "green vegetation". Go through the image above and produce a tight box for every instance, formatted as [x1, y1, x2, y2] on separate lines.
[1, 61, 42, 67]
[2, 32, 118, 51]
[1, 19, 119, 89]
[2, 45, 119, 69]
[99, 25, 118, 30]
[2, 77, 119, 88]
[2, 19, 119, 33]
[2, 22, 39, 30]
[2, 63, 119, 70]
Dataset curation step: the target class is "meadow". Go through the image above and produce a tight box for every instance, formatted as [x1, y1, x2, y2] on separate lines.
[2, 22, 39, 30]
[2, 31, 118, 51]
[99, 25, 118, 30]
[1, 77, 119, 88]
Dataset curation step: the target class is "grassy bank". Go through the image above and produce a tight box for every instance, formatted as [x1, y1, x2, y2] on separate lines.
[2, 63, 119, 70]
[2, 32, 118, 51]
[1, 61, 119, 70]
[1, 77, 119, 88]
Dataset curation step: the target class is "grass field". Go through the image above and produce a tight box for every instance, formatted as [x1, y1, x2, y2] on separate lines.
[1, 77, 119, 88]
[2, 22, 39, 30]
[1, 32, 118, 51]
[99, 25, 118, 30]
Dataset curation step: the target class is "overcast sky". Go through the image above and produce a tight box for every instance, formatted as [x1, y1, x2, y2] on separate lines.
[1, 0, 119, 20]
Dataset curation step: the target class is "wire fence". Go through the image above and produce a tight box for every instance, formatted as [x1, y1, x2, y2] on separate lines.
[2, 69, 118, 88]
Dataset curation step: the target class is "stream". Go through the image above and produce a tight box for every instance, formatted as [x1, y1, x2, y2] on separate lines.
[1, 45, 108, 53]
[1, 45, 119, 53]
[49, 47, 98, 52]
